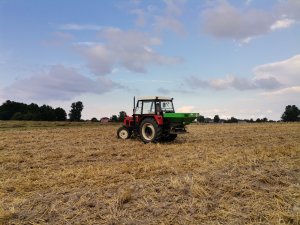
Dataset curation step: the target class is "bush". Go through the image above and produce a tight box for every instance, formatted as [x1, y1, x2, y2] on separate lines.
[91, 117, 98, 122]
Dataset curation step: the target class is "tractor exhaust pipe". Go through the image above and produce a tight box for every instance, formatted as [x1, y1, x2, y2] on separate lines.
[133, 96, 135, 114]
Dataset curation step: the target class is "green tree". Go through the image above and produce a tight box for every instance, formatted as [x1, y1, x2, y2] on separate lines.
[110, 115, 118, 122]
[11, 112, 24, 120]
[197, 115, 205, 123]
[0, 100, 27, 120]
[0, 100, 68, 121]
[213, 115, 220, 123]
[55, 107, 67, 121]
[118, 111, 127, 122]
[281, 105, 299, 122]
[227, 117, 238, 123]
[91, 117, 98, 122]
[69, 101, 84, 121]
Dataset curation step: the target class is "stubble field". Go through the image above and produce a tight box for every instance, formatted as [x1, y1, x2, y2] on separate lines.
[0, 122, 299, 224]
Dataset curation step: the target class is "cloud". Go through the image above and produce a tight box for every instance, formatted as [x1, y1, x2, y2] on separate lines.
[154, 16, 186, 35]
[270, 18, 295, 30]
[76, 27, 181, 75]
[177, 105, 195, 113]
[260, 86, 300, 97]
[202, 0, 300, 42]
[186, 54, 300, 91]
[153, 0, 186, 35]
[164, 0, 186, 16]
[253, 54, 300, 86]
[0, 65, 119, 101]
[127, 0, 186, 35]
[186, 75, 281, 91]
[58, 23, 103, 31]
[131, 9, 147, 26]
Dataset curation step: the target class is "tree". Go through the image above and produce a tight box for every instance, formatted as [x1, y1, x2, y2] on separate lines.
[204, 117, 212, 123]
[110, 115, 118, 122]
[118, 111, 127, 122]
[213, 115, 220, 123]
[38, 105, 57, 121]
[91, 117, 98, 122]
[0, 100, 68, 121]
[197, 115, 205, 123]
[281, 105, 299, 122]
[0, 100, 27, 120]
[227, 117, 238, 123]
[55, 107, 67, 121]
[11, 112, 23, 120]
[69, 101, 84, 121]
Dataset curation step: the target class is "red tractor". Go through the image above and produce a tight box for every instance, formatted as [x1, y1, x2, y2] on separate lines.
[117, 96, 198, 143]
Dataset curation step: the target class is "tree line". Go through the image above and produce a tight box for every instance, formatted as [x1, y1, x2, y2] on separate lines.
[0, 100, 299, 123]
[0, 100, 84, 121]
[196, 105, 300, 123]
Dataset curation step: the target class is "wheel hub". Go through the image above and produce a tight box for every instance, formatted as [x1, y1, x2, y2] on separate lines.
[119, 130, 128, 139]
[142, 123, 155, 140]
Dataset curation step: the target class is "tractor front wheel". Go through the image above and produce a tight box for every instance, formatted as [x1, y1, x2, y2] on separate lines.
[117, 126, 132, 139]
[140, 118, 162, 143]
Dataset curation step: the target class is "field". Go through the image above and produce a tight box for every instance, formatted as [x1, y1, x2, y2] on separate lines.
[0, 121, 299, 224]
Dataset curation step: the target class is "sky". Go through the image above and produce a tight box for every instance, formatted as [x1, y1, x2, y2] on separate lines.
[0, 0, 299, 120]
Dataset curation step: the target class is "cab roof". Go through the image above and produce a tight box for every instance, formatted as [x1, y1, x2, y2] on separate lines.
[137, 96, 173, 101]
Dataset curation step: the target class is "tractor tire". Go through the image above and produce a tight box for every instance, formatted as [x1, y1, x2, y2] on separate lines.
[117, 126, 132, 139]
[162, 133, 177, 142]
[139, 118, 162, 143]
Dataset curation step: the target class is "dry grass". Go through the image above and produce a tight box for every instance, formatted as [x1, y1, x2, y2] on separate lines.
[0, 121, 299, 224]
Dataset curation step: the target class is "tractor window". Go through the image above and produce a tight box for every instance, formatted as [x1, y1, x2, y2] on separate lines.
[142, 101, 155, 114]
[135, 101, 142, 114]
[160, 101, 174, 113]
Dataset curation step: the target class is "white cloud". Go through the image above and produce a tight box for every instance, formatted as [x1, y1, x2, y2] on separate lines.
[270, 18, 295, 30]
[58, 23, 103, 31]
[128, 0, 186, 35]
[153, 0, 186, 35]
[202, 0, 299, 42]
[260, 86, 300, 97]
[76, 27, 181, 75]
[186, 54, 300, 91]
[72, 41, 97, 46]
[186, 75, 281, 91]
[164, 0, 186, 16]
[154, 16, 186, 35]
[0, 65, 119, 101]
[177, 105, 195, 113]
[253, 54, 300, 86]
[131, 9, 147, 26]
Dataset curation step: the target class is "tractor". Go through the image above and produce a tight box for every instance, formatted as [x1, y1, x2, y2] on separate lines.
[117, 96, 198, 143]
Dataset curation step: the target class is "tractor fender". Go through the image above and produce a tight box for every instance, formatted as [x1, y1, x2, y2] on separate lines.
[140, 115, 163, 125]
[123, 116, 134, 127]
[153, 115, 163, 125]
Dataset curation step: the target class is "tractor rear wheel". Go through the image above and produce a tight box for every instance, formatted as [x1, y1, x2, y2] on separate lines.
[117, 126, 132, 139]
[139, 118, 162, 143]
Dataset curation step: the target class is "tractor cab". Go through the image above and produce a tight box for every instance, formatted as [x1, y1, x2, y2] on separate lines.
[134, 96, 175, 116]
